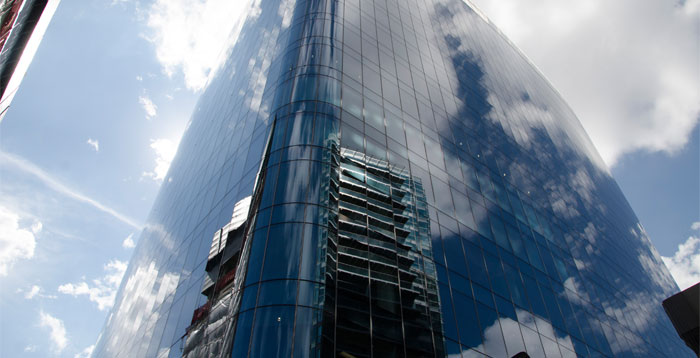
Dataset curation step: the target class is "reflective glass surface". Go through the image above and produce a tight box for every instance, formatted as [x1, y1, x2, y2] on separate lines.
[94, 0, 692, 357]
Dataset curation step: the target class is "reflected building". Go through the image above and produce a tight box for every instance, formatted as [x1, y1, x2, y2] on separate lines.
[181, 196, 252, 357]
[0, 0, 59, 120]
[181, 146, 443, 357]
[95, 0, 694, 357]
[327, 148, 442, 357]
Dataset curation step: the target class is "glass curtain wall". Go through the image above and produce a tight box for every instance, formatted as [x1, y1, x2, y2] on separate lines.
[94, 0, 693, 357]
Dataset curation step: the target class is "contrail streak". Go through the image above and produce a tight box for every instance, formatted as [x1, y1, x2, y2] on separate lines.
[0, 151, 141, 229]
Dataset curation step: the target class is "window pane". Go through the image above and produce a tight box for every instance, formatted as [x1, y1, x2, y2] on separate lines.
[261, 224, 303, 280]
[299, 224, 326, 282]
[274, 161, 310, 205]
[230, 310, 254, 357]
[453, 291, 481, 349]
[245, 228, 269, 284]
[257, 280, 297, 306]
[293, 307, 322, 358]
[248, 306, 295, 358]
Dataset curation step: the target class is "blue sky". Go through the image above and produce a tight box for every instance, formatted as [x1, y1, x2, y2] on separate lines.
[0, 0, 697, 357]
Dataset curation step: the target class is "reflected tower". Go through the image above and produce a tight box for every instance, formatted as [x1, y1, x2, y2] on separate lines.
[95, 0, 693, 357]
[0, 0, 59, 120]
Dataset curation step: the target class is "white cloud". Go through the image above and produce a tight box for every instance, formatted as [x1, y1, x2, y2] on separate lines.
[0, 205, 40, 275]
[39, 311, 67, 353]
[122, 233, 135, 249]
[468, 0, 700, 167]
[662, 222, 700, 290]
[692, 221, 700, 231]
[139, 95, 157, 119]
[32, 220, 42, 233]
[135, 75, 143, 81]
[449, 311, 575, 357]
[58, 259, 128, 311]
[25, 285, 41, 299]
[142, 0, 261, 91]
[86, 138, 99, 152]
[24, 345, 37, 352]
[0, 151, 141, 229]
[18, 284, 57, 300]
[142, 138, 177, 182]
[74, 344, 95, 358]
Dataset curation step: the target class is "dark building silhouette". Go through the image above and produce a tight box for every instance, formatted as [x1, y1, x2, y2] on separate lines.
[94, 0, 693, 357]
[663, 283, 699, 356]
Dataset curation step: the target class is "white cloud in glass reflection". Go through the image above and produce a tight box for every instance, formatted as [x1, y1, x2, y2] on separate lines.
[58, 259, 128, 311]
[142, 138, 177, 182]
[143, 0, 263, 92]
[245, 30, 274, 119]
[626, 223, 679, 294]
[447, 310, 576, 358]
[555, 266, 669, 356]
[101, 261, 179, 355]
[74, 344, 95, 358]
[435, 1, 611, 174]
[141, 222, 176, 252]
[226, 0, 296, 123]
[662, 222, 700, 290]
[468, 0, 700, 167]
[278, 0, 295, 28]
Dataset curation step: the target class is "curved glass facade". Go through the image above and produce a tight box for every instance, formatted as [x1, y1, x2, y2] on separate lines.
[94, 0, 693, 357]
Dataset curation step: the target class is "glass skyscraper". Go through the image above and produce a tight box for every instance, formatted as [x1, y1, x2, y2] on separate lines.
[94, 0, 693, 357]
